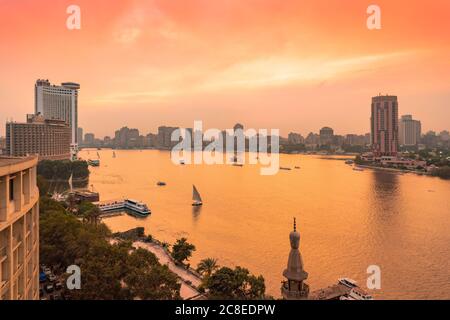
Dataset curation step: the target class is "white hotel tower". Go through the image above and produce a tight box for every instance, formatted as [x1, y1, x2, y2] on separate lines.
[35, 79, 80, 160]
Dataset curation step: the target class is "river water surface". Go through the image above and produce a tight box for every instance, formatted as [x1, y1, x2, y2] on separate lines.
[79, 149, 450, 299]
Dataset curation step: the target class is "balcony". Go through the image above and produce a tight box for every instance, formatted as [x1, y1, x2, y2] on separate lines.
[12, 236, 22, 251]
[13, 263, 24, 278]
[0, 246, 7, 262]
[281, 281, 309, 300]
[0, 280, 8, 290]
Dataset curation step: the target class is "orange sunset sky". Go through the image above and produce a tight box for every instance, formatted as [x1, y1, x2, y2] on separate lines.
[1, 0, 449, 137]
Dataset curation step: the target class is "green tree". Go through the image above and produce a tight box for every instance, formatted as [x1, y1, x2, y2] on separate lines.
[82, 206, 102, 226]
[70, 243, 132, 300]
[431, 166, 450, 179]
[71, 160, 90, 179]
[37, 175, 50, 196]
[39, 196, 182, 300]
[39, 205, 110, 268]
[37, 159, 89, 181]
[125, 249, 181, 300]
[171, 238, 196, 265]
[197, 258, 219, 278]
[205, 266, 266, 300]
[78, 201, 102, 225]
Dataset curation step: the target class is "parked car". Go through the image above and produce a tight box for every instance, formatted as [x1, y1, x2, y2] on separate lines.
[45, 284, 54, 293]
[54, 294, 63, 300]
[39, 272, 47, 283]
[55, 282, 63, 290]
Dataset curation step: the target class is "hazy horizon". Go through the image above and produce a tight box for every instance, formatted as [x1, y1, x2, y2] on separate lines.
[1, 0, 449, 137]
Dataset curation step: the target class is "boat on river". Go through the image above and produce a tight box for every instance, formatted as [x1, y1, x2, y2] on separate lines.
[192, 185, 203, 206]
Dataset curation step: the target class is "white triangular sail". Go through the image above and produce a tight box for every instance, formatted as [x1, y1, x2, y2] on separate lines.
[192, 185, 202, 202]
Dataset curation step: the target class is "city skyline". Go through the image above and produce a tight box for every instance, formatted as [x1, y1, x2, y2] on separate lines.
[1, 0, 450, 306]
[1, 0, 450, 137]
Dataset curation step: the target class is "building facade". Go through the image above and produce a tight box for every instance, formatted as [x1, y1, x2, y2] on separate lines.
[157, 126, 179, 149]
[6, 114, 71, 160]
[77, 127, 83, 145]
[0, 156, 39, 300]
[0, 137, 5, 155]
[345, 134, 367, 146]
[35, 79, 80, 158]
[319, 127, 334, 145]
[371, 95, 399, 157]
[399, 115, 421, 146]
[113, 127, 142, 149]
[84, 133, 95, 146]
[288, 132, 304, 145]
[305, 132, 320, 146]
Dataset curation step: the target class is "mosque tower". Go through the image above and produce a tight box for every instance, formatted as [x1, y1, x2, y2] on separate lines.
[281, 218, 310, 300]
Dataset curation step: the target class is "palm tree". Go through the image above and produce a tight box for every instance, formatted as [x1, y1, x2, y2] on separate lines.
[196, 258, 219, 278]
[82, 206, 101, 226]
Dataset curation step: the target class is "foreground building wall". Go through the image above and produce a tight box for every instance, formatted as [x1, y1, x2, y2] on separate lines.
[0, 156, 39, 300]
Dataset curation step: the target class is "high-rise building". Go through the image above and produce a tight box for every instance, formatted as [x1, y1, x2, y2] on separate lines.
[319, 127, 334, 145]
[305, 132, 320, 146]
[0, 137, 5, 155]
[6, 114, 71, 160]
[157, 126, 179, 149]
[145, 133, 158, 148]
[281, 218, 309, 300]
[288, 133, 304, 145]
[0, 156, 39, 300]
[35, 79, 80, 158]
[439, 130, 449, 142]
[345, 134, 366, 146]
[364, 133, 371, 145]
[399, 115, 421, 146]
[421, 131, 439, 148]
[233, 123, 244, 132]
[371, 95, 399, 157]
[77, 127, 83, 145]
[128, 129, 140, 149]
[84, 133, 95, 146]
[103, 136, 112, 148]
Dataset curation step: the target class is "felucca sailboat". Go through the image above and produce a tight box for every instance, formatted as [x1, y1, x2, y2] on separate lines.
[192, 185, 203, 206]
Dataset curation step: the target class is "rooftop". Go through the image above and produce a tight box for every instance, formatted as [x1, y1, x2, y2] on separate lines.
[309, 283, 351, 300]
[0, 156, 36, 168]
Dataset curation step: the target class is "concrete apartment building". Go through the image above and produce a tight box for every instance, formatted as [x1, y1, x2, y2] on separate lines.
[399, 115, 421, 146]
[157, 126, 179, 149]
[288, 132, 304, 145]
[0, 156, 39, 300]
[319, 127, 334, 146]
[6, 114, 71, 160]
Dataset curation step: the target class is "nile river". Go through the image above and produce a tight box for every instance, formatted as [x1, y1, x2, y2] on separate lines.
[79, 149, 450, 300]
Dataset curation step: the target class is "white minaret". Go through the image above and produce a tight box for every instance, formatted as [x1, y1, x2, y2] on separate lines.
[281, 218, 310, 300]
